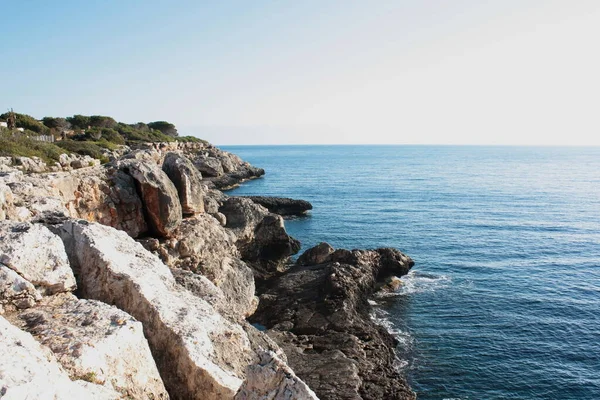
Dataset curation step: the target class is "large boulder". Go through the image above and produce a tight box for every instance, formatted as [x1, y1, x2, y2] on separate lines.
[0, 222, 76, 295]
[119, 160, 182, 237]
[142, 214, 258, 320]
[162, 152, 205, 215]
[235, 351, 318, 400]
[220, 198, 300, 261]
[0, 316, 120, 399]
[59, 220, 255, 399]
[251, 246, 415, 400]
[7, 293, 168, 398]
[193, 157, 224, 178]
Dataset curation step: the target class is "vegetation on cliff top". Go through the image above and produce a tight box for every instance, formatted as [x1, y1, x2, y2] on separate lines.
[0, 111, 206, 163]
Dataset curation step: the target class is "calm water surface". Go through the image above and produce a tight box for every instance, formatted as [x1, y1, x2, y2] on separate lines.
[224, 145, 600, 400]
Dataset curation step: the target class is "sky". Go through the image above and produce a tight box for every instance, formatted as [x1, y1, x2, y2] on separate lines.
[2, 0, 600, 145]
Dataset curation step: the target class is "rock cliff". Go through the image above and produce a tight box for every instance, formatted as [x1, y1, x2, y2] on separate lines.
[0, 140, 415, 399]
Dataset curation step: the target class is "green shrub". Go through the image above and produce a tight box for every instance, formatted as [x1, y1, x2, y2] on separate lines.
[147, 121, 178, 137]
[0, 112, 49, 134]
[0, 133, 65, 163]
[66, 115, 91, 129]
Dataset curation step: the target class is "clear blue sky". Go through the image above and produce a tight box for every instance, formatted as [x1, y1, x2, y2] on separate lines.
[2, 1, 599, 145]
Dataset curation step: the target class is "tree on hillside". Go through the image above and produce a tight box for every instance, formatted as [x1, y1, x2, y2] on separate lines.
[89, 115, 118, 129]
[42, 117, 71, 130]
[148, 121, 178, 137]
[66, 115, 91, 129]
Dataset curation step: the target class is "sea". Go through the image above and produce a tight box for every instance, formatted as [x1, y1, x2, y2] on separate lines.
[223, 145, 600, 400]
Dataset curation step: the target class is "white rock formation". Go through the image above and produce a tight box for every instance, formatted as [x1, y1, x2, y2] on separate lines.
[0, 265, 41, 311]
[235, 351, 319, 400]
[59, 220, 255, 400]
[0, 222, 76, 295]
[0, 316, 120, 399]
[8, 293, 168, 399]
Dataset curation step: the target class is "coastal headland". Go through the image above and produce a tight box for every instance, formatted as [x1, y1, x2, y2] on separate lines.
[0, 129, 416, 398]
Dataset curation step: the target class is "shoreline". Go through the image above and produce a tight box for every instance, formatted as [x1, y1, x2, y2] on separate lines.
[0, 141, 416, 399]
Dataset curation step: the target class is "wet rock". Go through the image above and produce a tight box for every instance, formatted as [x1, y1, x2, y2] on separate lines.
[59, 220, 254, 399]
[162, 152, 205, 215]
[241, 196, 313, 216]
[119, 160, 182, 237]
[0, 221, 76, 295]
[0, 316, 120, 399]
[235, 350, 318, 400]
[251, 248, 415, 400]
[7, 293, 168, 398]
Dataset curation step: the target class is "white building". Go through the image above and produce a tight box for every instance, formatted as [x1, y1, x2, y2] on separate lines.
[0, 121, 7, 129]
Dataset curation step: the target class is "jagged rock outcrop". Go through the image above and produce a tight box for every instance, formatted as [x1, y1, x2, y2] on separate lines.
[162, 152, 205, 215]
[118, 160, 182, 237]
[142, 214, 258, 320]
[7, 293, 168, 399]
[241, 196, 313, 216]
[2, 167, 148, 237]
[251, 245, 415, 400]
[219, 198, 300, 280]
[59, 220, 255, 399]
[235, 351, 319, 400]
[0, 316, 120, 399]
[186, 146, 264, 190]
[0, 221, 76, 296]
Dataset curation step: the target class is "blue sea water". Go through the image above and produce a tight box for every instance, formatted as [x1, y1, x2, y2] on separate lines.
[223, 145, 600, 400]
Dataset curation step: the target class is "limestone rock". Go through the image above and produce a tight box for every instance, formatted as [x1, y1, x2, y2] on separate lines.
[296, 242, 335, 266]
[0, 265, 42, 311]
[150, 215, 258, 320]
[59, 220, 254, 399]
[193, 157, 224, 177]
[119, 160, 182, 237]
[0, 222, 76, 295]
[0, 183, 15, 220]
[8, 293, 168, 399]
[235, 351, 319, 400]
[0, 316, 120, 399]
[162, 152, 205, 215]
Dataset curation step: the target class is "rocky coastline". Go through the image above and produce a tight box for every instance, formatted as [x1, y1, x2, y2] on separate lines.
[0, 141, 416, 399]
